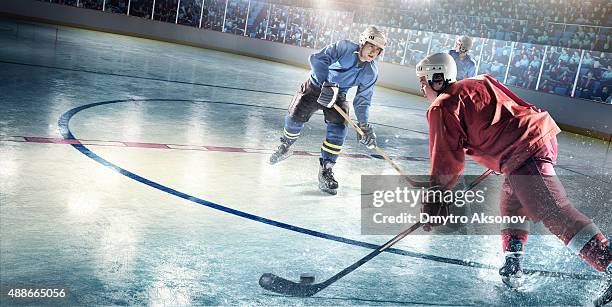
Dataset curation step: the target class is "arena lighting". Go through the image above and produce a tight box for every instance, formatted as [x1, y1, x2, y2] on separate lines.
[313, 0, 333, 10]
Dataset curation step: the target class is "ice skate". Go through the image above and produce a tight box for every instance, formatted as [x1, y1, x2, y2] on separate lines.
[593, 266, 611, 307]
[269, 137, 293, 165]
[499, 252, 524, 289]
[318, 158, 338, 195]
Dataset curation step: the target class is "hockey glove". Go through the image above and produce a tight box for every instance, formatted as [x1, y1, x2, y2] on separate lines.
[421, 185, 452, 231]
[357, 123, 377, 149]
[317, 82, 339, 108]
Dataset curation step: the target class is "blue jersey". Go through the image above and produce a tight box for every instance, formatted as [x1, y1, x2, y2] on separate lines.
[309, 40, 378, 123]
[449, 50, 476, 80]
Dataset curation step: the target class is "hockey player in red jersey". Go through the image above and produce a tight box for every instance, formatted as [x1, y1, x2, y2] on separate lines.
[415, 52, 611, 306]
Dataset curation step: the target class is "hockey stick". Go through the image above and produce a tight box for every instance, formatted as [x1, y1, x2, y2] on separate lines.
[331, 104, 423, 187]
[259, 168, 494, 297]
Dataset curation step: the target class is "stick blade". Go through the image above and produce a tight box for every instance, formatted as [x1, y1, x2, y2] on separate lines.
[259, 273, 321, 297]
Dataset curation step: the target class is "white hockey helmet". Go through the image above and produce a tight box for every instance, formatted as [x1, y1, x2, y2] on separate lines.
[359, 26, 387, 50]
[416, 52, 457, 85]
[454, 35, 473, 53]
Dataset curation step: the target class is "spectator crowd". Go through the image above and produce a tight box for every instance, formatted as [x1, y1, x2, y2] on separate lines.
[41, 0, 612, 103]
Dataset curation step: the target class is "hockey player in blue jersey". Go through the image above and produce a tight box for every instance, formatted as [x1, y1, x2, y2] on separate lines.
[269, 26, 387, 195]
[449, 35, 476, 80]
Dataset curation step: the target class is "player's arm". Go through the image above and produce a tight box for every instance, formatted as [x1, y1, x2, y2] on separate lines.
[308, 40, 349, 86]
[353, 77, 376, 124]
[418, 104, 467, 231]
[353, 77, 377, 148]
[427, 106, 466, 190]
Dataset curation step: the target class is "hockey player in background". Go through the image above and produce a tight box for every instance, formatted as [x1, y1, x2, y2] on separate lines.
[415, 53, 611, 306]
[269, 26, 386, 195]
[449, 35, 476, 80]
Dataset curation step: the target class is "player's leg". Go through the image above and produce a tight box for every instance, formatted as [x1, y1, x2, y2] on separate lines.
[509, 155, 612, 303]
[270, 80, 320, 164]
[318, 97, 349, 195]
[507, 138, 612, 273]
[498, 177, 531, 287]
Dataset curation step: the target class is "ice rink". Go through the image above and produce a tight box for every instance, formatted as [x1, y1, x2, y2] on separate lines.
[1, 19, 611, 305]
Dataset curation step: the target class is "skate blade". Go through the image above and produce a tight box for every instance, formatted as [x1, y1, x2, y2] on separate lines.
[593, 280, 611, 307]
[319, 186, 337, 195]
[269, 151, 293, 165]
[502, 275, 524, 289]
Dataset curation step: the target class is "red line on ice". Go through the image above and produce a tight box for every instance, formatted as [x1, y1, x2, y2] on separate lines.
[23, 137, 81, 144]
[123, 142, 169, 149]
[204, 146, 246, 153]
[18, 136, 424, 161]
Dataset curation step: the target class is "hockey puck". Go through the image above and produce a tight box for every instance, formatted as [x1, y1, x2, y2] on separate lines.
[299, 273, 315, 284]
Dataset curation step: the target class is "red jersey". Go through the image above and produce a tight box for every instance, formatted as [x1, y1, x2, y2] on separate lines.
[427, 74, 561, 189]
